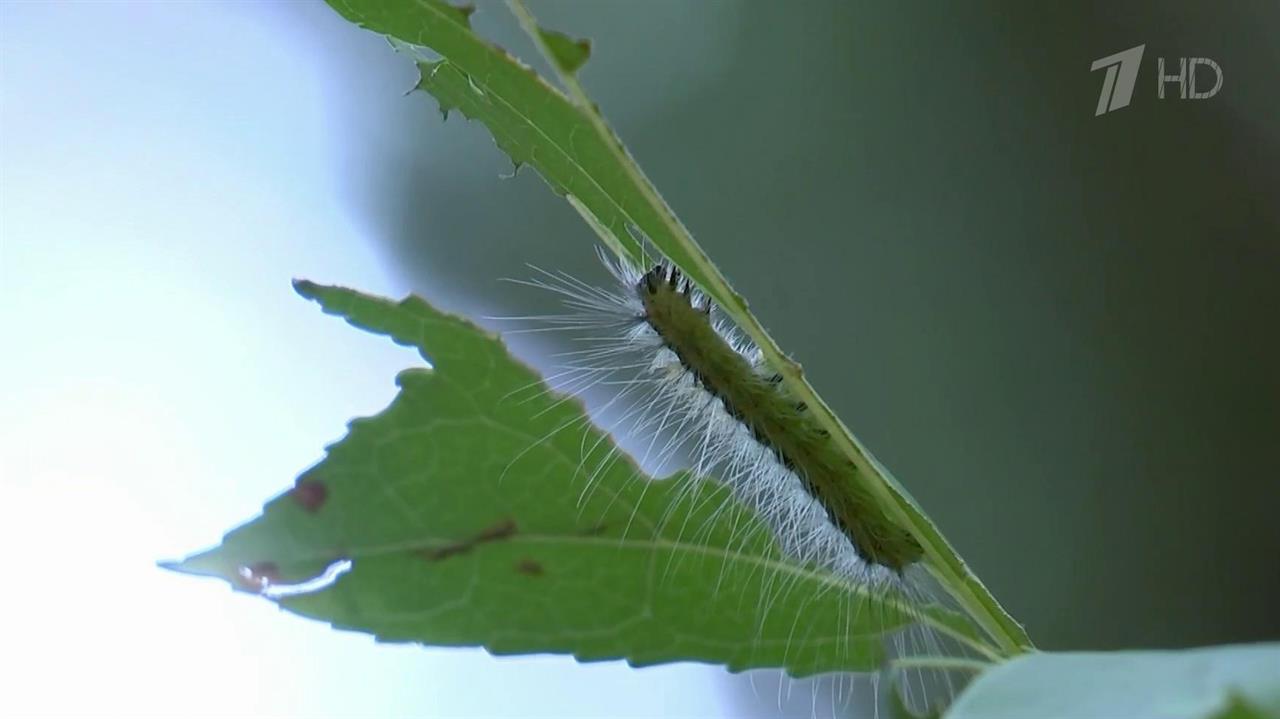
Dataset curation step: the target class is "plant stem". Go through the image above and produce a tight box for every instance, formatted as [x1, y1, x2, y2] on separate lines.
[507, 0, 1031, 659]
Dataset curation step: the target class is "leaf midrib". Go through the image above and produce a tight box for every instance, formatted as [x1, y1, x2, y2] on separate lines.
[277, 527, 987, 654]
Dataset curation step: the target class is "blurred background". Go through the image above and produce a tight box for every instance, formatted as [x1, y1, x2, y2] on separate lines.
[2, 1, 1277, 717]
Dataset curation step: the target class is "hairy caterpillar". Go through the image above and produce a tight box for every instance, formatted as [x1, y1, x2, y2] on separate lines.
[511, 248, 966, 714]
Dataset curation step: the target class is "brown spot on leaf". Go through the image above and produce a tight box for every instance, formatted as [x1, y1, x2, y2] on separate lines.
[291, 480, 328, 513]
[247, 561, 280, 581]
[419, 518, 518, 561]
[515, 558, 544, 577]
[475, 518, 518, 542]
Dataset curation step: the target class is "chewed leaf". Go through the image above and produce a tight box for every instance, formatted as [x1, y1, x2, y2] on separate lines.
[165, 282, 979, 676]
[947, 645, 1280, 719]
[324, 0, 715, 297]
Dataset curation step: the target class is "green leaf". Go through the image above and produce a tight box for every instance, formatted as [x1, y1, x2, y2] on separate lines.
[165, 282, 982, 676]
[324, 0, 709, 293]
[322, 0, 1029, 657]
[946, 645, 1280, 719]
[538, 28, 590, 75]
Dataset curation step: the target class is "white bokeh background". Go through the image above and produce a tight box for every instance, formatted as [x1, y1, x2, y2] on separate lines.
[0, 2, 743, 716]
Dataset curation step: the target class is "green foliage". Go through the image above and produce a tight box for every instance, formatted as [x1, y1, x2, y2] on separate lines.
[166, 282, 980, 676]
[947, 644, 1280, 719]
[324, 0, 1029, 657]
[328, 0, 680, 279]
[536, 27, 590, 75]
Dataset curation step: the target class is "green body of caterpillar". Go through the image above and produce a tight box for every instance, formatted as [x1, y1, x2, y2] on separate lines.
[639, 266, 923, 572]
